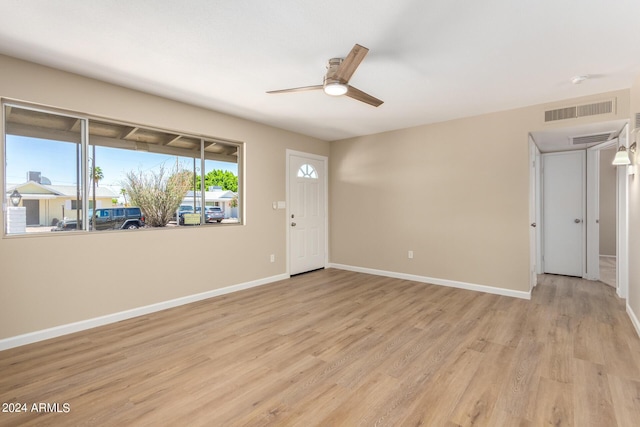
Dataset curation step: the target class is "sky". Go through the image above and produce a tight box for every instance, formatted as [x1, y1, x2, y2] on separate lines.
[5, 135, 238, 187]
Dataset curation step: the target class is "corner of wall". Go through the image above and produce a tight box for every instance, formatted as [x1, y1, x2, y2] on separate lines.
[627, 73, 640, 337]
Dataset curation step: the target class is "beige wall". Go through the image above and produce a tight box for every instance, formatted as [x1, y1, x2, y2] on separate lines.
[599, 147, 617, 256]
[330, 91, 630, 292]
[0, 55, 329, 339]
[628, 74, 640, 331]
[2, 52, 636, 342]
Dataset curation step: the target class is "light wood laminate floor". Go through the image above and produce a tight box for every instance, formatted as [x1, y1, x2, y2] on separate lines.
[600, 256, 617, 288]
[1, 269, 639, 426]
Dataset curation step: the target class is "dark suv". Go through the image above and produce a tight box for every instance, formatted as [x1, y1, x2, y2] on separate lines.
[52, 207, 145, 231]
[92, 207, 145, 230]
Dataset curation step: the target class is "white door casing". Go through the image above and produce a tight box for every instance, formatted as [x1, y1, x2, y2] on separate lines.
[617, 124, 629, 298]
[529, 136, 539, 289]
[542, 151, 586, 277]
[585, 138, 618, 281]
[585, 147, 601, 281]
[287, 151, 327, 275]
[536, 146, 543, 274]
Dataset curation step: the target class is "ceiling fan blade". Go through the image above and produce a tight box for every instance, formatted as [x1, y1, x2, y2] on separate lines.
[346, 85, 383, 107]
[266, 85, 323, 94]
[335, 44, 369, 83]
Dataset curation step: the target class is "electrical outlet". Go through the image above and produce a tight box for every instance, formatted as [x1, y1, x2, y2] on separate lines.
[408, 250, 414, 259]
[270, 254, 275, 263]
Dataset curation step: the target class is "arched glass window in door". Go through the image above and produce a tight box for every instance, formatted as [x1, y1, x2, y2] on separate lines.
[297, 163, 318, 179]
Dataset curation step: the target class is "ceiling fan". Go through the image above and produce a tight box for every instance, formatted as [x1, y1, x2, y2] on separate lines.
[267, 44, 383, 107]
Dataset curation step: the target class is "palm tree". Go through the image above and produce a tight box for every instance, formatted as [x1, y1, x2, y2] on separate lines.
[120, 188, 128, 206]
[91, 166, 104, 187]
[89, 165, 103, 226]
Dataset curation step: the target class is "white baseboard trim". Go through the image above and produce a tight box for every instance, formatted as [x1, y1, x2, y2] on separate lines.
[329, 263, 531, 300]
[627, 303, 640, 339]
[0, 273, 289, 352]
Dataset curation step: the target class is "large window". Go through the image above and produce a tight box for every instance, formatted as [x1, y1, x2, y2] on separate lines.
[3, 101, 242, 235]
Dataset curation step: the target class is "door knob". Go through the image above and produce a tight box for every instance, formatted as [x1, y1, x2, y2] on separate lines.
[291, 222, 296, 227]
[574, 219, 581, 223]
[530, 223, 536, 228]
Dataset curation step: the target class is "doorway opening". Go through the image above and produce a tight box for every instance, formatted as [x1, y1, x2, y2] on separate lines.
[530, 119, 629, 298]
[595, 144, 618, 288]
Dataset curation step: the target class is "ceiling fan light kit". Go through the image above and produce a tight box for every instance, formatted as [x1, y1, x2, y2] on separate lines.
[267, 44, 383, 107]
[324, 83, 348, 96]
[323, 58, 348, 96]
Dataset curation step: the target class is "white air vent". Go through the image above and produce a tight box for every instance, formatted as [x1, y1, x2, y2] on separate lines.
[571, 132, 615, 145]
[545, 106, 576, 122]
[576, 100, 613, 117]
[544, 98, 615, 122]
[635, 112, 640, 129]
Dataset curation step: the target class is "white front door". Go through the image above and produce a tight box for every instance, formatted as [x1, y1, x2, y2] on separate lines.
[543, 150, 585, 277]
[288, 151, 327, 275]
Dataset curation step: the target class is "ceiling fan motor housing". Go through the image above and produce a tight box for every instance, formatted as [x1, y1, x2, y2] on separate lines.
[325, 58, 345, 85]
[323, 58, 348, 95]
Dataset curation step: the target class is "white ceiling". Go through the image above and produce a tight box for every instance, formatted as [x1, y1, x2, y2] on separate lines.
[0, 0, 639, 142]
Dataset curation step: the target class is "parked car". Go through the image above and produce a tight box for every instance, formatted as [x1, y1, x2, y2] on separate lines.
[51, 207, 145, 231]
[177, 206, 224, 224]
[51, 218, 80, 231]
[93, 207, 145, 230]
[173, 205, 193, 221]
[204, 206, 224, 223]
[178, 206, 198, 225]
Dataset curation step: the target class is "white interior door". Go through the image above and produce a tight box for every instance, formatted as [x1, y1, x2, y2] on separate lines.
[288, 152, 327, 275]
[543, 151, 585, 277]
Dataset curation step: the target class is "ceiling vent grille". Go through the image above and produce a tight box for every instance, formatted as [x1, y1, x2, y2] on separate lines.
[571, 132, 614, 145]
[545, 106, 576, 122]
[544, 98, 615, 122]
[576, 100, 613, 117]
[635, 112, 640, 129]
